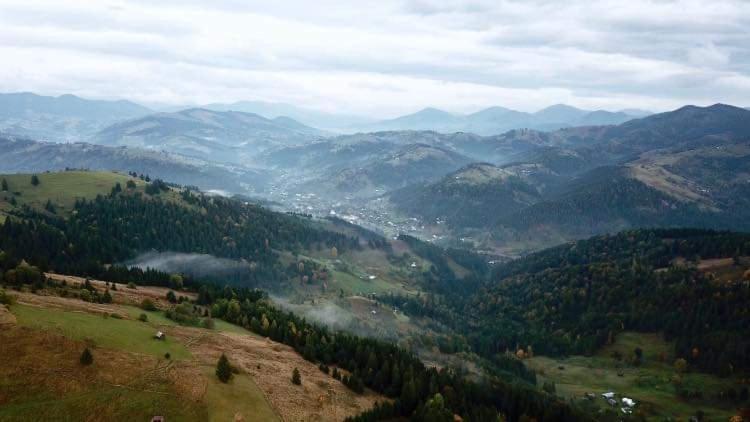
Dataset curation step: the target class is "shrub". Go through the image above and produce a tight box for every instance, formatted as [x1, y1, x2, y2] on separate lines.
[216, 354, 232, 383]
[140, 298, 157, 311]
[292, 368, 301, 385]
[127, 282, 137, 289]
[0, 289, 15, 306]
[80, 348, 93, 365]
[138, 313, 149, 322]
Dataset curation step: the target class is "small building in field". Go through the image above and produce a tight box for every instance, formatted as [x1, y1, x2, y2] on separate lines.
[154, 331, 165, 340]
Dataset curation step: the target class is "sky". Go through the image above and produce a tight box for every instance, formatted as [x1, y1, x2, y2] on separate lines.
[0, 0, 748, 117]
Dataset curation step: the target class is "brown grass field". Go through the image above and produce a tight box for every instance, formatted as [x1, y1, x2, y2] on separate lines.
[1, 276, 387, 421]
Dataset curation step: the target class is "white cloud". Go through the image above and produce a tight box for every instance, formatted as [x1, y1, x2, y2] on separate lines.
[0, 0, 748, 116]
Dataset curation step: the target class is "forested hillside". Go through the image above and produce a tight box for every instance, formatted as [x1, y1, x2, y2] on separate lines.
[0, 171, 591, 422]
[390, 229, 750, 377]
[0, 172, 356, 289]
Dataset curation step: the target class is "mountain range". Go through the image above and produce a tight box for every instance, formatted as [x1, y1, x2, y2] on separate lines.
[0, 92, 152, 142]
[385, 104, 750, 250]
[91, 108, 326, 164]
[352, 104, 649, 135]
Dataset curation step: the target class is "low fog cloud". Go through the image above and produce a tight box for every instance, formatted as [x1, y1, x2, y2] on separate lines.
[126, 251, 251, 278]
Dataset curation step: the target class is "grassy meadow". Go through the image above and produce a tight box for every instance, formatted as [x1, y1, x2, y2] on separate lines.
[526, 332, 745, 421]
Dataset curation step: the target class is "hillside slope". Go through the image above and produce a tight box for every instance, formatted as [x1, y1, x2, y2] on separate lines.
[0, 275, 381, 421]
[94, 108, 325, 163]
[0, 136, 269, 194]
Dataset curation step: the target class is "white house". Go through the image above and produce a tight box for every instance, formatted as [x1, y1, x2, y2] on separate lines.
[622, 397, 636, 407]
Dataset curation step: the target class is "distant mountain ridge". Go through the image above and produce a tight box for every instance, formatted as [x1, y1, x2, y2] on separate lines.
[93, 108, 327, 164]
[201, 100, 374, 131]
[353, 104, 649, 135]
[0, 92, 152, 142]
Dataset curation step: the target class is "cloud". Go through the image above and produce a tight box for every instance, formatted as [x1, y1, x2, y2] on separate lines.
[0, 0, 748, 115]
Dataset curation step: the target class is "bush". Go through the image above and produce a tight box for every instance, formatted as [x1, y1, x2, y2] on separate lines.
[292, 368, 301, 385]
[0, 289, 15, 306]
[80, 348, 93, 365]
[166, 290, 177, 303]
[140, 298, 157, 311]
[138, 313, 149, 322]
[216, 353, 232, 383]
[202, 317, 215, 329]
[127, 282, 137, 289]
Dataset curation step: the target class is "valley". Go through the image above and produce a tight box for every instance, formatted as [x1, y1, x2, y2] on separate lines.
[2, 97, 750, 422]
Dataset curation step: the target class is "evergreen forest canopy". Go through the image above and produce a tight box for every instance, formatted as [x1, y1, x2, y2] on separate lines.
[385, 229, 750, 377]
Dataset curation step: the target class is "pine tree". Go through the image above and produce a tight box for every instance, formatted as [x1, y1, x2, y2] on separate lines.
[216, 353, 232, 383]
[1, 178, 7, 191]
[292, 367, 301, 385]
[31, 175, 40, 186]
[80, 348, 93, 365]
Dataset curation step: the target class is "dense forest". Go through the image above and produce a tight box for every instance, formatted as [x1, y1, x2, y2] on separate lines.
[495, 167, 742, 239]
[389, 229, 750, 376]
[0, 185, 358, 289]
[197, 284, 589, 422]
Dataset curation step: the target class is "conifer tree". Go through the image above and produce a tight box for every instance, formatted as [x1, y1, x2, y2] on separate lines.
[216, 353, 232, 383]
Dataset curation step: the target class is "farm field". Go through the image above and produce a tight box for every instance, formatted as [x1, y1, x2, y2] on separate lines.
[526, 332, 746, 421]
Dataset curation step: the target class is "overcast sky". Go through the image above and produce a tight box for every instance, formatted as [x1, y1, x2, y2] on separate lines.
[1, 0, 748, 117]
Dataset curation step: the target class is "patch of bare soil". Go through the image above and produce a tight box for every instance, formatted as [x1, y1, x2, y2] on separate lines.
[172, 326, 385, 421]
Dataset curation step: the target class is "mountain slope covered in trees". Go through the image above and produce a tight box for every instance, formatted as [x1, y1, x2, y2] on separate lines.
[0, 171, 591, 422]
